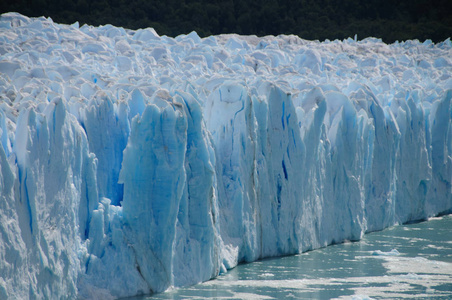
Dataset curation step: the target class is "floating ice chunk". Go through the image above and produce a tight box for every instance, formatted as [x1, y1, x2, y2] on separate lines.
[399, 273, 422, 280]
[352, 296, 376, 300]
[372, 249, 400, 256]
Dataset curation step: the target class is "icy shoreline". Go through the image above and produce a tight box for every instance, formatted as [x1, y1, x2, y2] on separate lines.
[0, 13, 451, 299]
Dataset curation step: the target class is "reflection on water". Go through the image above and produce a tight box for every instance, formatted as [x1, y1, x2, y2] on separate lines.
[133, 215, 452, 299]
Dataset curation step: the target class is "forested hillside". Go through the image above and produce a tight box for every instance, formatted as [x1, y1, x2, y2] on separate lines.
[1, 0, 451, 42]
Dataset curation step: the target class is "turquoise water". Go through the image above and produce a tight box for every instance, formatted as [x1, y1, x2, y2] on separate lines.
[133, 215, 452, 299]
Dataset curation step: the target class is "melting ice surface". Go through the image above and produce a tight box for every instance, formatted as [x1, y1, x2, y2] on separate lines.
[139, 215, 452, 299]
[0, 12, 451, 299]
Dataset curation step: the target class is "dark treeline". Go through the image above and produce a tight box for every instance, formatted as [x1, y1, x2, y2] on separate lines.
[1, 0, 451, 43]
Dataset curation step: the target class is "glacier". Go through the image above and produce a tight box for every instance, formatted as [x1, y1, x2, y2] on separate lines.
[0, 12, 451, 299]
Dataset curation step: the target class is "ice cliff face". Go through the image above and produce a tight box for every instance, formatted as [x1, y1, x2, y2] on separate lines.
[0, 13, 451, 299]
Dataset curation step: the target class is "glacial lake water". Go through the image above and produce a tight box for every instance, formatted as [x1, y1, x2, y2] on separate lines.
[132, 215, 452, 299]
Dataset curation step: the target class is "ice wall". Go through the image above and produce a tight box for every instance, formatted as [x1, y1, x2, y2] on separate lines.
[0, 13, 451, 299]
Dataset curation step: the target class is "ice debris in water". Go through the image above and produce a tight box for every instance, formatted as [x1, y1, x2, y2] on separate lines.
[372, 249, 401, 256]
[0, 12, 451, 299]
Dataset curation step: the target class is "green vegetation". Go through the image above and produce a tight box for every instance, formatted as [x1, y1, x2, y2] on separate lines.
[1, 0, 451, 42]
